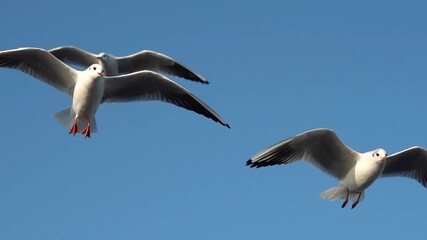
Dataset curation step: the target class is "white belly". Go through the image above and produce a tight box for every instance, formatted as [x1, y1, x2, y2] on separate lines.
[341, 159, 385, 192]
[72, 75, 105, 122]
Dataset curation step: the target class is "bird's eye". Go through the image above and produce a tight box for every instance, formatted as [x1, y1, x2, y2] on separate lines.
[376, 153, 379, 157]
[94, 67, 97, 71]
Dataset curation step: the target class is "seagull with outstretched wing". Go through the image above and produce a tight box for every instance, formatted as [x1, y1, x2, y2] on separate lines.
[0, 47, 229, 138]
[247, 128, 427, 208]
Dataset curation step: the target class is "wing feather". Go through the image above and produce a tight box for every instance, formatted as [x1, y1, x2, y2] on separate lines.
[117, 50, 208, 84]
[49, 46, 98, 68]
[247, 129, 360, 180]
[381, 146, 427, 188]
[102, 70, 229, 128]
[0, 47, 78, 96]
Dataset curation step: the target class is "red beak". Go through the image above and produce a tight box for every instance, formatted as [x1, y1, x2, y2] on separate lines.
[98, 72, 104, 76]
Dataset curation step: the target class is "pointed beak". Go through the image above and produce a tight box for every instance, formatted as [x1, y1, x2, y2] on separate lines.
[98, 72, 104, 76]
[382, 156, 387, 161]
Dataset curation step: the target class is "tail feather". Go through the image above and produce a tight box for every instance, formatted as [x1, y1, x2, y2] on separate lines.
[320, 187, 365, 203]
[53, 107, 75, 129]
[320, 186, 347, 201]
[349, 191, 365, 202]
[53, 107, 98, 133]
[91, 117, 98, 133]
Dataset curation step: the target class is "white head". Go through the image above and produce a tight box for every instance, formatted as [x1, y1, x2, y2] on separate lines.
[370, 148, 387, 162]
[96, 52, 114, 64]
[87, 64, 105, 77]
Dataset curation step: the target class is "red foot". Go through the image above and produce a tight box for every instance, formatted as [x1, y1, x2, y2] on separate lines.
[351, 192, 362, 209]
[69, 122, 79, 136]
[82, 123, 91, 139]
[341, 189, 350, 208]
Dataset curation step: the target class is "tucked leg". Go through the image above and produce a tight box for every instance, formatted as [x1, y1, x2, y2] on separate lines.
[351, 192, 362, 209]
[82, 122, 91, 139]
[68, 119, 79, 136]
[341, 189, 350, 208]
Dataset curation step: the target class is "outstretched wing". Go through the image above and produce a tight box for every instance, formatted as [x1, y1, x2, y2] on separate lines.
[49, 46, 98, 68]
[102, 70, 229, 128]
[0, 47, 78, 96]
[117, 50, 208, 84]
[382, 146, 427, 188]
[247, 128, 360, 180]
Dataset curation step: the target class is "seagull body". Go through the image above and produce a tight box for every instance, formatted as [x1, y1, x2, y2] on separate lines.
[247, 128, 427, 208]
[320, 150, 386, 208]
[64, 66, 105, 137]
[49, 46, 209, 84]
[0, 47, 229, 138]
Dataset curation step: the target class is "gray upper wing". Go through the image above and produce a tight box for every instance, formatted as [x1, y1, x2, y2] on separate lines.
[49, 46, 98, 68]
[102, 70, 229, 128]
[247, 128, 360, 180]
[381, 146, 427, 188]
[0, 47, 78, 96]
[116, 50, 208, 84]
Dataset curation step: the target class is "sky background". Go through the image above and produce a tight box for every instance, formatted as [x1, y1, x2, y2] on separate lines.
[0, 0, 426, 239]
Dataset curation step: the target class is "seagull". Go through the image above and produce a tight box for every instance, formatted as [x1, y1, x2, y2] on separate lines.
[49, 46, 209, 84]
[246, 128, 427, 208]
[0, 47, 230, 138]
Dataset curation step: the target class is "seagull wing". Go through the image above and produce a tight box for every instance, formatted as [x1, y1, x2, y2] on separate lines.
[247, 128, 360, 180]
[0, 47, 78, 96]
[381, 146, 427, 188]
[49, 46, 98, 68]
[116, 50, 208, 84]
[102, 70, 229, 128]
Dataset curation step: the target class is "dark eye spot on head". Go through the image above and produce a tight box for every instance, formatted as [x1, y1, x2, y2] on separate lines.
[376, 153, 379, 157]
[94, 67, 97, 71]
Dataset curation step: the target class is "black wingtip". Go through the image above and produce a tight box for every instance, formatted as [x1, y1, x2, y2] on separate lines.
[199, 79, 209, 84]
[246, 159, 270, 168]
[172, 62, 209, 84]
[246, 159, 271, 168]
[225, 123, 231, 129]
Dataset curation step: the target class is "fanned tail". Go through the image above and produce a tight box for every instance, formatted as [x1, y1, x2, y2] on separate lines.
[90, 117, 98, 133]
[320, 187, 365, 203]
[320, 186, 347, 201]
[53, 107, 98, 133]
[53, 107, 75, 129]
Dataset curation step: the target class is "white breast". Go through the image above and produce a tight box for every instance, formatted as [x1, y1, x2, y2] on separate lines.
[72, 73, 105, 121]
[341, 158, 386, 192]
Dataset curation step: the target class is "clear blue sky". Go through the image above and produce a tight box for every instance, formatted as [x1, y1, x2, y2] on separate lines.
[0, 0, 426, 239]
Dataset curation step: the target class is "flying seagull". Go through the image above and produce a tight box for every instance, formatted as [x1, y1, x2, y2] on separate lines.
[0, 47, 229, 138]
[49, 46, 209, 84]
[246, 128, 427, 208]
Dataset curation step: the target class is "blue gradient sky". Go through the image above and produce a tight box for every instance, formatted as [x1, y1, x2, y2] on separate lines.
[0, 1, 426, 239]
